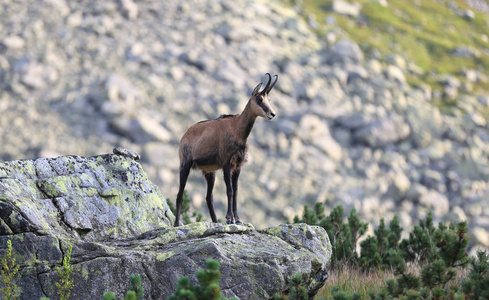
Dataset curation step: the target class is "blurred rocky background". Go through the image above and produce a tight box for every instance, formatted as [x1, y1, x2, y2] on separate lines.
[1, 0, 489, 251]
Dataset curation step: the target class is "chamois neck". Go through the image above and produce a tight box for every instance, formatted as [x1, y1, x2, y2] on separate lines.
[237, 100, 258, 140]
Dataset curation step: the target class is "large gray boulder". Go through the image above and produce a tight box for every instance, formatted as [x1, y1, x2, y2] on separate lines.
[353, 114, 411, 148]
[0, 152, 331, 299]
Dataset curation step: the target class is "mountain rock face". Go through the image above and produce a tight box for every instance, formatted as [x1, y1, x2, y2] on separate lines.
[0, 153, 331, 299]
[1, 0, 489, 251]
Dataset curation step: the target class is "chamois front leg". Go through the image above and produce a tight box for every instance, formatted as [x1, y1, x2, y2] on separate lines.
[223, 164, 235, 224]
[174, 160, 192, 227]
[231, 169, 242, 224]
[203, 172, 218, 223]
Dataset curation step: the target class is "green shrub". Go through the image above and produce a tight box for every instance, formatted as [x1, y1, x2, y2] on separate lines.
[375, 218, 470, 298]
[461, 249, 489, 299]
[399, 212, 437, 264]
[273, 274, 309, 300]
[294, 203, 368, 267]
[294, 202, 489, 299]
[1, 239, 20, 300]
[167, 190, 205, 225]
[103, 274, 144, 300]
[166, 259, 236, 300]
[56, 245, 74, 300]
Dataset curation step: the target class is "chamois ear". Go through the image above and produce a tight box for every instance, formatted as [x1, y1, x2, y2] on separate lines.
[265, 74, 278, 95]
[252, 82, 263, 96]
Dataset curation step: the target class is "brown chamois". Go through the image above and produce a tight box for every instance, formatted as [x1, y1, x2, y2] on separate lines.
[174, 73, 278, 226]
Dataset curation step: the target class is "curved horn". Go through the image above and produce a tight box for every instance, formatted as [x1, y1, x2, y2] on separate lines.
[252, 82, 263, 96]
[260, 73, 272, 95]
[265, 74, 278, 94]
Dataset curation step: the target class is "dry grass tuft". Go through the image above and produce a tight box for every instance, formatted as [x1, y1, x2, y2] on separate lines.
[315, 262, 471, 299]
[316, 263, 396, 298]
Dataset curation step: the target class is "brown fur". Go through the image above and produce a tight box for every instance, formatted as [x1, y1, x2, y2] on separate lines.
[174, 74, 278, 226]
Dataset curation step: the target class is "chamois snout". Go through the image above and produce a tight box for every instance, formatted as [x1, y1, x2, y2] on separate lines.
[266, 108, 276, 120]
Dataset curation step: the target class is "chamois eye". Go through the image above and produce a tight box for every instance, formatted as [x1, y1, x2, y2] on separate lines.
[256, 96, 263, 104]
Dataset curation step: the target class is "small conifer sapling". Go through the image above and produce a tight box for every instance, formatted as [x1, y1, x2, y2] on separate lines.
[1, 239, 20, 300]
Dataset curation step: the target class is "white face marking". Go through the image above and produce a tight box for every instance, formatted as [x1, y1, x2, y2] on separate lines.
[262, 96, 276, 120]
[251, 94, 276, 120]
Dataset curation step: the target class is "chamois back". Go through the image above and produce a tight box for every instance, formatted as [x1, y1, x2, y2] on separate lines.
[196, 114, 238, 124]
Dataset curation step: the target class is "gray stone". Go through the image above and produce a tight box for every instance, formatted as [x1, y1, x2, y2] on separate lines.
[332, 68, 349, 86]
[313, 135, 343, 161]
[422, 169, 445, 191]
[105, 74, 140, 103]
[113, 147, 141, 160]
[109, 113, 171, 143]
[406, 103, 444, 147]
[418, 140, 452, 161]
[384, 65, 406, 84]
[478, 95, 489, 107]
[366, 59, 383, 74]
[64, 208, 94, 230]
[331, 0, 362, 17]
[353, 114, 411, 147]
[472, 227, 489, 247]
[385, 54, 406, 69]
[467, 112, 487, 127]
[284, 16, 311, 36]
[0, 154, 173, 241]
[15, 61, 58, 90]
[326, 39, 364, 64]
[446, 122, 467, 143]
[0, 154, 331, 300]
[216, 19, 256, 42]
[67, 11, 83, 27]
[214, 59, 247, 88]
[372, 0, 388, 7]
[142, 142, 180, 169]
[439, 75, 461, 88]
[452, 46, 480, 58]
[2, 35, 25, 49]
[464, 9, 475, 19]
[387, 172, 411, 200]
[419, 190, 450, 217]
[346, 65, 369, 83]
[336, 112, 372, 129]
[45, 0, 70, 16]
[120, 0, 138, 20]
[463, 69, 478, 82]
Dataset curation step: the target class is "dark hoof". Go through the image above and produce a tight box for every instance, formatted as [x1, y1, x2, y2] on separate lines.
[226, 219, 235, 224]
[235, 220, 243, 225]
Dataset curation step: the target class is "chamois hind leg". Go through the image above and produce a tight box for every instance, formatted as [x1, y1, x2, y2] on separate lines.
[174, 160, 192, 227]
[203, 172, 218, 223]
[231, 169, 242, 224]
[223, 164, 235, 224]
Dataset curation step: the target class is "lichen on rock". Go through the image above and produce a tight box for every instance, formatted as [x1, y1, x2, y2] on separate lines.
[0, 154, 173, 241]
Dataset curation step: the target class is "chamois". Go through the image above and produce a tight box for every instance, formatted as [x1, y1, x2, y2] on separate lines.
[174, 73, 278, 226]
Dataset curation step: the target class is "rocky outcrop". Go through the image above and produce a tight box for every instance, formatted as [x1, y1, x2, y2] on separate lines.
[0, 153, 331, 299]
